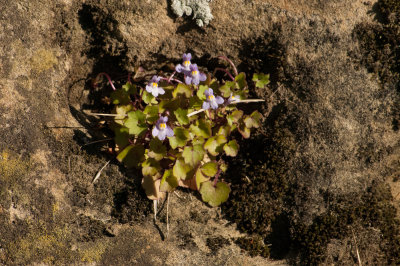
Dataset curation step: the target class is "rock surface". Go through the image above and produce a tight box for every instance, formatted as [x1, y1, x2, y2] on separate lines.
[1, 0, 399, 264]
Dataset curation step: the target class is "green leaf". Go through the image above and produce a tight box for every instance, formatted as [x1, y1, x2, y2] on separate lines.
[114, 105, 132, 125]
[195, 168, 209, 190]
[192, 137, 205, 145]
[169, 127, 189, 149]
[200, 181, 230, 207]
[197, 85, 208, 100]
[122, 82, 137, 94]
[148, 138, 167, 161]
[173, 83, 192, 98]
[159, 98, 181, 113]
[244, 111, 262, 129]
[173, 158, 193, 180]
[174, 108, 189, 125]
[116, 144, 145, 168]
[143, 105, 159, 123]
[219, 81, 235, 98]
[142, 90, 158, 104]
[235, 72, 247, 90]
[111, 89, 130, 105]
[251, 110, 263, 127]
[252, 73, 270, 88]
[201, 162, 218, 177]
[227, 110, 243, 126]
[160, 169, 179, 192]
[190, 119, 212, 138]
[204, 135, 227, 156]
[217, 125, 231, 137]
[238, 121, 251, 139]
[223, 140, 239, 157]
[142, 158, 161, 177]
[114, 126, 130, 148]
[182, 144, 205, 167]
[124, 110, 148, 136]
[142, 175, 162, 200]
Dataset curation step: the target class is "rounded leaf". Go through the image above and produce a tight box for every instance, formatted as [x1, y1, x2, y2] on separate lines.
[200, 181, 230, 207]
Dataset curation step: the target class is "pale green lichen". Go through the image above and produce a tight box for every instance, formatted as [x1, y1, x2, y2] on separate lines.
[170, 0, 213, 27]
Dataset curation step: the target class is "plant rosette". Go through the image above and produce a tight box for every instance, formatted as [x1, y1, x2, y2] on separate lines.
[103, 53, 268, 207]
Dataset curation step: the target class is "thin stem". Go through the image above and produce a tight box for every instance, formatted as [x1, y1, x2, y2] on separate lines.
[187, 99, 265, 117]
[166, 193, 170, 238]
[96, 72, 117, 91]
[83, 138, 113, 146]
[213, 67, 234, 81]
[218, 56, 238, 76]
[92, 160, 111, 184]
[168, 71, 176, 83]
[87, 112, 127, 117]
[160, 77, 182, 84]
[213, 169, 222, 187]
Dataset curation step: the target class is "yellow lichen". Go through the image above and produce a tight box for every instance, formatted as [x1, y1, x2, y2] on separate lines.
[79, 240, 109, 263]
[29, 49, 58, 74]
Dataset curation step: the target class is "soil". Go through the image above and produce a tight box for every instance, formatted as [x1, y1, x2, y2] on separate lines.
[1, 0, 399, 264]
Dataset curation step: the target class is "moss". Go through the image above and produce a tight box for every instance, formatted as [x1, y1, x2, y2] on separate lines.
[222, 103, 297, 258]
[5, 220, 78, 264]
[79, 240, 109, 263]
[206, 236, 230, 253]
[29, 49, 58, 74]
[293, 181, 400, 265]
[235, 236, 270, 258]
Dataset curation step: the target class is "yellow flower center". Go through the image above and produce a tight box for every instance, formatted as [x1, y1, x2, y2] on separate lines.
[191, 70, 198, 76]
[159, 123, 166, 130]
[184, 60, 190, 67]
[208, 95, 215, 100]
[152, 82, 158, 88]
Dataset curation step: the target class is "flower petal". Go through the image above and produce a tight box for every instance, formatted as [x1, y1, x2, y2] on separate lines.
[202, 101, 210, 110]
[185, 75, 192, 85]
[192, 75, 200, 85]
[210, 100, 219, 109]
[190, 64, 198, 72]
[175, 64, 184, 73]
[161, 116, 168, 123]
[205, 88, 213, 97]
[199, 73, 207, 82]
[146, 85, 153, 93]
[183, 53, 191, 61]
[158, 130, 166, 140]
[152, 127, 159, 138]
[150, 75, 158, 83]
[152, 90, 159, 97]
[158, 88, 165, 95]
[216, 96, 224, 104]
[166, 127, 174, 137]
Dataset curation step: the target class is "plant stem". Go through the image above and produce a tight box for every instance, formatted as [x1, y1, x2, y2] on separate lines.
[213, 67, 234, 81]
[218, 56, 238, 76]
[187, 99, 265, 117]
[96, 72, 117, 91]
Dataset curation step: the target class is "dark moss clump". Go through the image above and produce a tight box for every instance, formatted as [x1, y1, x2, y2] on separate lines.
[292, 181, 400, 265]
[206, 236, 230, 253]
[222, 103, 298, 258]
[375, 0, 400, 24]
[235, 236, 270, 258]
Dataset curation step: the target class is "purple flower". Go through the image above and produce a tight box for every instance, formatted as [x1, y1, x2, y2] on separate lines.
[152, 116, 174, 141]
[202, 88, 224, 110]
[146, 76, 165, 97]
[175, 53, 192, 73]
[184, 64, 206, 85]
[227, 93, 240, 104]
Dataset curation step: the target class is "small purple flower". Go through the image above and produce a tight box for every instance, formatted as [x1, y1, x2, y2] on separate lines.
[175, 53, 192, 73]
[227, 93, 240, 104]
[202, 88, 224, 110]
[184, 64, 206, 85]
[146, 76, 165, 97]
[152, 116, 174, 141]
